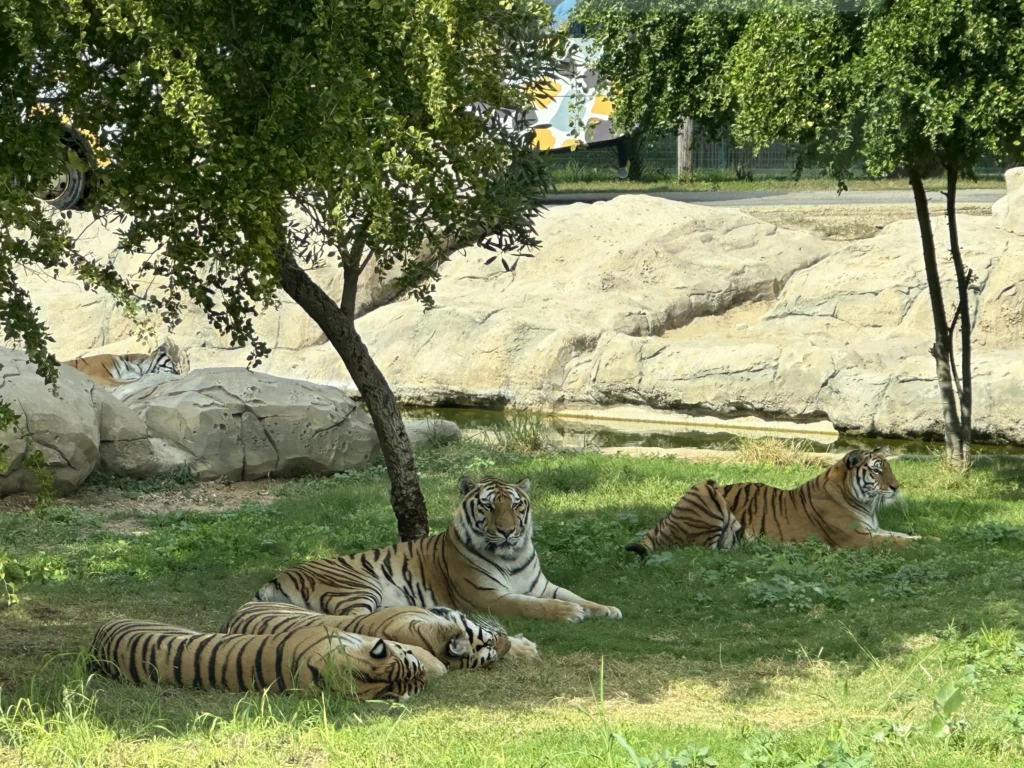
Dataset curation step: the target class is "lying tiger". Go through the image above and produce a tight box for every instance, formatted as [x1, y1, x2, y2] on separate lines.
[62, 342, 180, 388]
[224, 601, 539, 670]
[90, 618, 441, 701]
[256, 476, 622, 623]
[627, 449, 933, 555]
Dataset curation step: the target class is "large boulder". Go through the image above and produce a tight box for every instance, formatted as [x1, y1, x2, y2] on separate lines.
[0, 348, 102, 494]
[117, 369, 379, 481]
[13, 191, 1024, 444]
[343, 198, 1024, 443]
[993, 167, 1024, 235]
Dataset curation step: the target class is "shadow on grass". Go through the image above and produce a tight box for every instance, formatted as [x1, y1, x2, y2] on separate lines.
[1, 448, 1023, 733]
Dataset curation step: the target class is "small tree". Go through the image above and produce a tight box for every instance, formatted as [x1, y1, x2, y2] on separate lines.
[1, 0, 556, 538]
[573, 0, 745, 150]
[730, 0, 1024, 462]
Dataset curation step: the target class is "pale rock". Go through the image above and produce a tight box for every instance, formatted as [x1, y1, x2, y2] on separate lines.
[0, 349, 100, 494]
[13, 190, 1024, 444]
[118, 368, 379, 480]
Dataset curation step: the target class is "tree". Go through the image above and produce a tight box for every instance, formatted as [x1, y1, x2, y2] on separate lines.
[577, 0, 1024, 462]
[1, 0, 556, 538]
[729, 0, 1024, 462]
[572, 0, 745, 146]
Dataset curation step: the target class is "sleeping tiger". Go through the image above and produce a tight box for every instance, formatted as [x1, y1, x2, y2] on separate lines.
[256, 476, 622, 623]
[223, 601, 539, 669]
[62, 343, 180, 388]
[89, 618, 442, 701]
[626, 449, 931, 555]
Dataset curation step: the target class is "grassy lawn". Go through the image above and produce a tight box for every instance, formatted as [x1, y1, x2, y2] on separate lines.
[1, 444, 1024, 767]
[548, 175, 1006, 194]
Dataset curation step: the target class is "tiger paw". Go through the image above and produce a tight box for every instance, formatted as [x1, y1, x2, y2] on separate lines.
[507, 635, 540, 659]
[602, 605, 623, 620]
[552, 602, 586, 623]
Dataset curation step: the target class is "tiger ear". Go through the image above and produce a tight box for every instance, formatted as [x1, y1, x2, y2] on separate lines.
[516, 478, 531, 494]
[843, 450, 865, 469]
[457, 476, 475, 496]
[370, 639, 388, 659]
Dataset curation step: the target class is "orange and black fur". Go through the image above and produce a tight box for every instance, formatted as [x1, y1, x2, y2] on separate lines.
[89, 619, 440, 701]
[256, 477, 621, 623]
[627, 449, 929, 555]
[223, 601, 539, 669]
[62, 343, 179, 387]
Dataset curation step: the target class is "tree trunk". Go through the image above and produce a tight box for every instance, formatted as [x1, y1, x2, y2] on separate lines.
[907, 167, 963, 459]
[946, 166, 972, 463]
[676, 118, 693, 177]
[626, 132, 644, 181]
[277, 251, 430, 541]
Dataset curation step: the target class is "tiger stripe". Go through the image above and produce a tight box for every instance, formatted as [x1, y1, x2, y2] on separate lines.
[63, 343, 180, 388]
[256, 477, 622, 624]
[89, 619, 436, 700]
[222, 601, 537, 669]
[627, 449, 921, 555]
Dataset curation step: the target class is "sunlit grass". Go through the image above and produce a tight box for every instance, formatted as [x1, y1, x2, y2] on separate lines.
[1, 445, 1023, 766]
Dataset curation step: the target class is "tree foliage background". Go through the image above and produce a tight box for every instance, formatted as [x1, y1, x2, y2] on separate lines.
[1, 0, 557, 534]
[576, 0, 1024, 460]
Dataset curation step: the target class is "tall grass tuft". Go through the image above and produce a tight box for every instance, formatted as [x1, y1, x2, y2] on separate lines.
[486, 410, 552, 454]
[732, 435, 831, 468]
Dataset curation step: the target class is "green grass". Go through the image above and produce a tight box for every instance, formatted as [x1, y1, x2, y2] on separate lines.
[548, 172, 1006, 195]
[1, 445, 1024, 767]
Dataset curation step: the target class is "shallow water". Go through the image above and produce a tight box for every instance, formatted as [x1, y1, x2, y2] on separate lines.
[405, 406, 1024, 456]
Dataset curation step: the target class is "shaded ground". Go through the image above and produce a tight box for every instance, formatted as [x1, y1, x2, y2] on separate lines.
[745, 203, 994, 241]
[1, 444, 1024, 766]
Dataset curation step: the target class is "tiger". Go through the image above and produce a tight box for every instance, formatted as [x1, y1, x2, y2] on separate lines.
[256, 476, 622, 623]
[223, 601, 539, 669]
[62, 342, 180, 388]
[88, 618, 442, 701]
[626, 449, 933, 555]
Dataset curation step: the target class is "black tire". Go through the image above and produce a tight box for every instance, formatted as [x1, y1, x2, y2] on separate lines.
[38, 126, 95, 211]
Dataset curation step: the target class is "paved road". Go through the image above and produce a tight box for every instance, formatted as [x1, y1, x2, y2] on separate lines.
[545, 188, 1005, 208]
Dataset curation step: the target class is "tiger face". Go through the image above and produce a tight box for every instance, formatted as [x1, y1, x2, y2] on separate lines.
[427, 607, 512, 669]
[455, 476, 532, 561]
[843, 450, 900, 504]
[323, 635, 436, 702]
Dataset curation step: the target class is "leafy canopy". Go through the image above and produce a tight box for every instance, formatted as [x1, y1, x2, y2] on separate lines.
[1, 0, 555, 376]
[572, 0, 745, 137]
[728, 0, 1024, 181]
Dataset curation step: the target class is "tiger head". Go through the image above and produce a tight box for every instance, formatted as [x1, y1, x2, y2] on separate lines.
[454, 476, 533, 561]
[319, 633, 440, 701]
[426, 607, 512, 670]
[841, 449, 900, 506]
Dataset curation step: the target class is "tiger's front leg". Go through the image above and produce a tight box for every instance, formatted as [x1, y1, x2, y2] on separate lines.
[488, 594, 588, 623]
[533, 580, 622, 620]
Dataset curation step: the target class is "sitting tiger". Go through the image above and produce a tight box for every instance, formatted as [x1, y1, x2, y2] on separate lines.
[223, 601, 539, 669]
[256, 476, 622, 623]
[627, 449, 933, 555]
[89, 618, 441, 701]
[62, 342, 181, 388]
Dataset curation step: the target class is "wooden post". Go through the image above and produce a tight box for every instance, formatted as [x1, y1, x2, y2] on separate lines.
[676, 118, 693, 177]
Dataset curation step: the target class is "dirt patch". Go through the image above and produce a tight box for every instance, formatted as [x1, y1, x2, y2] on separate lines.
[661, 300, 775, 343]
[599, 444, 843, 466]
[0, 478, 283, 527]
[744, 203, 993, 240]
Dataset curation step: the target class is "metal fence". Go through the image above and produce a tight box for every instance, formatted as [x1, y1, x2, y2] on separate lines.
[544, 130, 1010, 180]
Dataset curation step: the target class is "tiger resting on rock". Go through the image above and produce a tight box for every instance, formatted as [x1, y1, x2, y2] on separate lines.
[627, 449, 934, 555]
[223, 601, 539, 669]
[89, 618, 441, 701]
[256, 476, 622, 623]
[62, 343, 180, 388]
